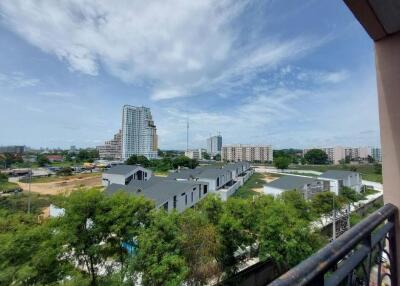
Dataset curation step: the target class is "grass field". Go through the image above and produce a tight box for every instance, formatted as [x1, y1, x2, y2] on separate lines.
[290, 164, 382, 183]
[0, 181, 21, 193]
[233, 172, 280, 199]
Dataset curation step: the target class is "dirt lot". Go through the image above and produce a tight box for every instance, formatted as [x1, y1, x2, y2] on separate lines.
[252, 172, 280, 193]
[17, 174, 102, 195]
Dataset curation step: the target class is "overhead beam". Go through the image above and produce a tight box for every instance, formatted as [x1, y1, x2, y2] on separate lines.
[343, 0, 387, 41]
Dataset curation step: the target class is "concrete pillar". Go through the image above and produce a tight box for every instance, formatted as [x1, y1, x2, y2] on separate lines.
[375, 32, 400, 284]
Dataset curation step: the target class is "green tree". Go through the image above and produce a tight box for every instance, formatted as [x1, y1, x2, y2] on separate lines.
[126, 154, 138, 165]
[172, 156, 199, 169]
[216, 214, 246, 276]
[56, 189, 112, 286]
[197, 195, 224, 225]
[258, 200, 323, 271]
[273, 156, 291, 170]
[374, 163, 382, 175]
[103, 191, 154, 284]
[37, 154, 50, 167]
[202, 152, 211, 160]
[136, 155, 151, 167]
[339, 186, 363, 204]
[214, 154, 221, 161]
[304, 149, 329, 164]
[134, 210, 188, 286]
[0, 213, 68, 285]
[280, 190, 314, 221]
[179, 209, 220, 285]
[310, 191, 345, 217]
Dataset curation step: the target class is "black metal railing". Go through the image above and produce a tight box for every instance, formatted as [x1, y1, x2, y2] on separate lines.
[268, 203, 399, 286]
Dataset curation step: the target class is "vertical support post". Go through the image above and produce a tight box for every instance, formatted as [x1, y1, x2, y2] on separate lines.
[388, 213, 399, 285]
[375, 32, 400, 285]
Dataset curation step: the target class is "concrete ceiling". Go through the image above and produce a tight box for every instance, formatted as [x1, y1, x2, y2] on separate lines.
[344, 0, 400, 41]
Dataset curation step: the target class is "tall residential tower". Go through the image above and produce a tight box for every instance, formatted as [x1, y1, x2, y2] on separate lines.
[207, 135, 222, 155]
[121, 105, 158, 160]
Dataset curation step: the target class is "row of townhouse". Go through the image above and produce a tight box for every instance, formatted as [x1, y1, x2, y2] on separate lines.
[102, 162, 253, 213]
[263, 170, 362, 199]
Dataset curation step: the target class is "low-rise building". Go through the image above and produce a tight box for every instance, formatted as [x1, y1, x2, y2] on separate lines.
[221, 145, 273, 163]
[263, 176, 328, 199]
[0, 145, 25, 154]
[318, 170, 362, 194]
[102, 162, 253, 212]
[184, 148, 205, 160]
[97, 130, 122, 160]
[168, 161, 253, 201]
[45, 155, 64, 162]
[106, 177, 207, 213]
[303, 146, 382, 164]
[102, 165, 152, 186]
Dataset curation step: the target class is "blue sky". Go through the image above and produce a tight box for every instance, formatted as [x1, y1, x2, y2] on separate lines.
[0, 0, 380, 150]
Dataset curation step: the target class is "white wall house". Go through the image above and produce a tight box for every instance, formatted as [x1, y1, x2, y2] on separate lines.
[167, 162, 252, 201]
[106, 177, 209, 213]
[318, 170, 362, 194]
[102, 165, 152, 187]
[263, 175, 328, 200]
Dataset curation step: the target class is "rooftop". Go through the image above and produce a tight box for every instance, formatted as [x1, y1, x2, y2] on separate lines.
[319, 170, 358, 180]
[103, 164, 142, 175]
[105, 176, 202, 205]
[266, 175, 317, 191]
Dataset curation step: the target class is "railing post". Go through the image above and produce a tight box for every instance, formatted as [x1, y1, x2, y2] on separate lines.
[388, 213, 399, 286]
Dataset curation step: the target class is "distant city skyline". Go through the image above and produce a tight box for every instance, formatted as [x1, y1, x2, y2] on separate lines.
[0, 1, 380, 149]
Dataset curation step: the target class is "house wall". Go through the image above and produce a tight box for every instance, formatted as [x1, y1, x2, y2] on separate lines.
[156, 183, 208, 213]
[101, 167, 152, 186]
[102, 173, 126, 186]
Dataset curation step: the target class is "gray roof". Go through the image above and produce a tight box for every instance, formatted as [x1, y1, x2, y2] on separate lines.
[266, 175, 316, 191]
[167, 168, 203, 180]
[167, 166, 231, 180]
[105, 177, 202, 206]
[104, 164, 141, 175]
[198, 168, 229, 179]
[319, 170, 358, 180]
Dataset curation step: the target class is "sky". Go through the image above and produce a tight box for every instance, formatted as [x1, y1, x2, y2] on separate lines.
[0, 0, 381, 150]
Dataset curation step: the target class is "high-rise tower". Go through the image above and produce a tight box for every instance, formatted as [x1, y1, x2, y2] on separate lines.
[121, 105, 158, 160]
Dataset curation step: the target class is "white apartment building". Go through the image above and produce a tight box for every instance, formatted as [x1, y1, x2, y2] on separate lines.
[221, 144, 273, 162]
[97, 130, 122, 160]
[121, 105, 158, 160]
[303, 146, 382, 164]
[207, 135, 222, 155]
[185, 148, 205, 160]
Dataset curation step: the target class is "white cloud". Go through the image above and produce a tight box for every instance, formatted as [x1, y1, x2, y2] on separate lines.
[0, 0, 325, 101]
[297, 69, 349, 84]
[151, 87, 186, 101]
[0, 72, 40, 88]
[39, 91, 76, 98]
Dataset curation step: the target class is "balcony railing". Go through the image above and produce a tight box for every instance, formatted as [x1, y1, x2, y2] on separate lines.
[268, 203, 398, 286]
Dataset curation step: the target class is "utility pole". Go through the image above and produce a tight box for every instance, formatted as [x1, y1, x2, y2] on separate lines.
[186, 118, 189, 152]
[332, 194, 336, 240]
[27, 165, 32, 214]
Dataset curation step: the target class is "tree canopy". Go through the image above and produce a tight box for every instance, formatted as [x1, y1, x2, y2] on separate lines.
[304, 149, 329, 164]
[0, 187, 328, 285]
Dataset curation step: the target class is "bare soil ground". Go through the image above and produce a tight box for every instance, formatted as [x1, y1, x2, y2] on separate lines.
[252, 173, 279, 193]
[17, 174, 102, 195]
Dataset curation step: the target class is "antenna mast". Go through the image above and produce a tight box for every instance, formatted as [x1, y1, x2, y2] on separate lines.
[186, 117, 189, 152]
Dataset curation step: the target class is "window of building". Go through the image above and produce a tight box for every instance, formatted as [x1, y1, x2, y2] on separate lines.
[162, 201, 168, 211]
[191, 192, 193, 202]
[204, 185, 208, 194]
[173, 195, 177, 209]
